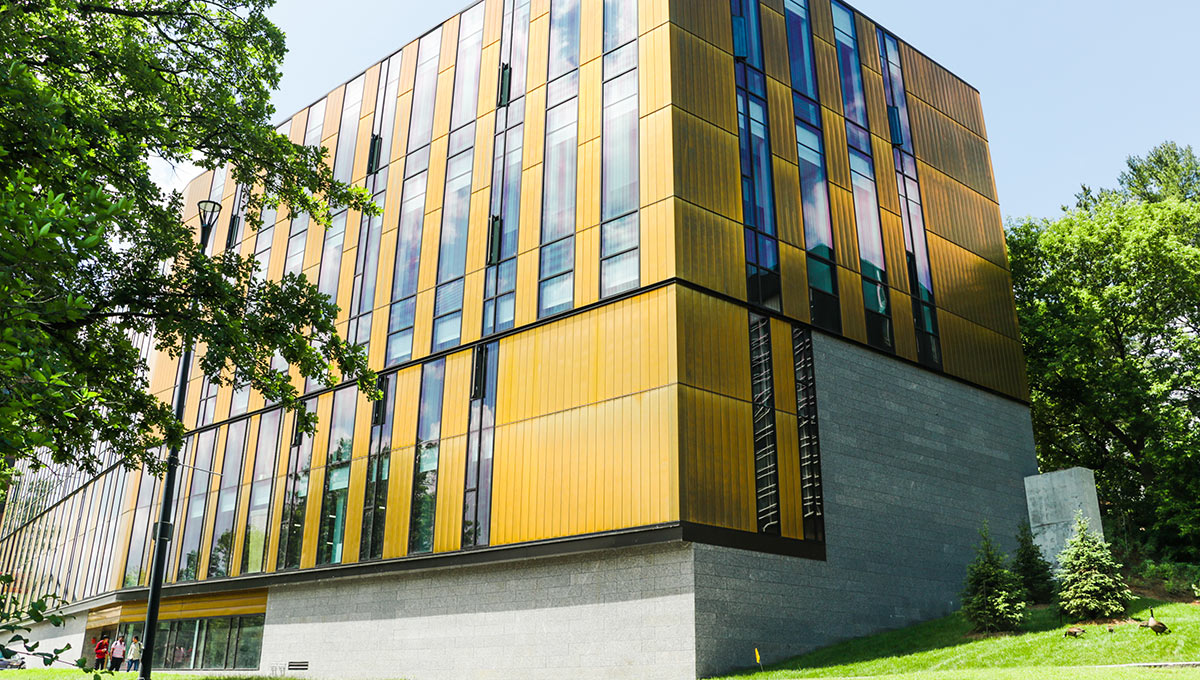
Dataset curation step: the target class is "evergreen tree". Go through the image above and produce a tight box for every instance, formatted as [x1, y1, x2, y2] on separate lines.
[1013, 521, 1055, 604]
[1057, 512, 1132, 621]
[961, 524, 1027, 633]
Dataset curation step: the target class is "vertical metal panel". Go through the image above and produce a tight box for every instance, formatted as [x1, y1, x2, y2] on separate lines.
[669, 0, 733, 53]
[872, 133, 900, 216]
[383, 445, 415, 559]
[813, 39, 842, 117]
[862, 69, 889, 142]
[640, 106, 676, 210]
[576, 224, 601, 307]
[669, 25, 737, 133]
[768, 78, 796, 163]
[672, 196, 744, 305]
[891, 290, 917, 361]
[879, 210, 909, 295]
[907, 95, 996, 202]
[775, 157, 803, 248]
[775, 410, 804, 539]
[837, 266, 867, 343]
[433, 435, 467, 552]
[641, 0, 670, 35]
[581, 0, 603, 63]
[677, 286, 751, 401]
[855, 13, 880, 73]
[898, 41, 987, 139]
[412, 288, 436, 361]
[640, 23, 672, 118]
[640, 196, 677, 287]
[761, 5, 791, 87]
[679, 385, 755, 531]
[940, 312, 1029, 399]
[321, 87, 343, 143]
[828, 184, 859, 271]
[442, 350, 473, 439]
[927, 233, 1020, 339]
[809, 0, 834, 43]
[514, 246, 539, 328]
[483, 0, 503, 46]
[822, 106, 850, 190]
[919, 161, 1008, 268]
[771, 318, 797, 414]
[440, 15, 461, 72]
[265, 409, 294, 572]
[780, 241, 811, 324]
[673, 108, 741, 221]
[461, 269, 486, 345]
[526, 12, 550, 91]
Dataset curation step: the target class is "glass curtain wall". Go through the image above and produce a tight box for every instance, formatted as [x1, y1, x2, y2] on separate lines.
[277, 401, 314, 570]
[242, 409, 281, 573]
[784, 0, 840, 332]
[360, 374, 395, 560]
[878, 29, 941, 368]
[792, 326, 825, 541]
[207, 419, 248, 578]
[387, 28, 443, 366]
[599, 0, 639, 298]
[282, 100, 326, 278]
[732, 0, 781, 311]
[409, 359, 446, 554]
[461, 342, 498, 547]
[831, 1, 892, 351]
[174, 430, 216, 582]
[317, 387, 357, 565]
[537, 0, 581, 318]
[433, 4, 485, 352]
[483, 0, 531, 336]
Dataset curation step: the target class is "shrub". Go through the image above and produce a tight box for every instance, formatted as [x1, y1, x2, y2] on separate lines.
[1013, 521, 1055, 604]
[1057, 512, 1132, 621]
[961, 524, 1027, 633]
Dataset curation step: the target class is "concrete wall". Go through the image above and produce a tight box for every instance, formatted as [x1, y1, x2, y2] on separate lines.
[691, 334, 1039, 677]
[1025, 467, 1103, 566]
[260, 543, 697, 680]
[21, 609, 87, 670]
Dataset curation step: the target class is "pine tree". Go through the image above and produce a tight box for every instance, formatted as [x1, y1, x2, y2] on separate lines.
[1013, 521, 1055, 604]
[961, 524, 1027, 633]
[1057, 512, 1132, 621]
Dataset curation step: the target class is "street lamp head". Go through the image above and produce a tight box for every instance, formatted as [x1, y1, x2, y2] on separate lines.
[197, 199, 222, 249]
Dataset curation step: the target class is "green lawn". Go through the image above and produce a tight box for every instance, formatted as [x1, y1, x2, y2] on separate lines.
[716, 598, 1200, 679]
[3, 671, 260, 680]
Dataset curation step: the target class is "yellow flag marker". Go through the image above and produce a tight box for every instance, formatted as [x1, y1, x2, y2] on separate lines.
[755, 647, 763, 672]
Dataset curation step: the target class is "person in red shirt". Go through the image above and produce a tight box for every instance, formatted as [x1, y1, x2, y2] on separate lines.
[93, 634, 108, 671]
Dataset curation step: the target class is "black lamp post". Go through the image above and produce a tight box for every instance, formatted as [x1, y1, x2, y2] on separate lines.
[138, 199, 221, 680]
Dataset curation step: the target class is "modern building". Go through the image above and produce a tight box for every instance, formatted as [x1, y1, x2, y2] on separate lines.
[3, 0, 1037, 677]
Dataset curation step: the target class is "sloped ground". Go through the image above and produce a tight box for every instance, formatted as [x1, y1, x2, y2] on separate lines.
[715, 598, 1199, 679]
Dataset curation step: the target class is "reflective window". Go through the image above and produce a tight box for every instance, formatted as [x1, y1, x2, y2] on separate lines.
[175, 430, 216, 582]
[242, 409, 281, 574]
[879, 29, 940, 368]
[332, 75, 365, 185]
[316, 211, 348, 301]
[600, 43, 639, 298]
[129, 614, 264, 670]
[347, 192, 385, 348]
[361, 375, 394, 561]
[548, 0, 580, 79]
[208, 419, 248, 579]
[277, 402, 314, 570]
[451, 4, 486, 130]
[317, 387, 356, 565]
[463, 343, 498, 547]
[538, 86, 578, 318]
[409, 359, 446, 554]
[732, 2, 780, 311]
[792, 326, 825, 541]
[831, 1, 867, 127]
[408, 29, 443, 151]
[784, 0, 818, 102]
[749, 313, 780, 534]
[387, 169, 428, 365]
[123, 469, 156, 587]
[604, 0, 637, 52]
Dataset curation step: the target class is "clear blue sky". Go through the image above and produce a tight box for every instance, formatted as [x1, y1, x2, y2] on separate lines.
[266, 0, 1199, 222]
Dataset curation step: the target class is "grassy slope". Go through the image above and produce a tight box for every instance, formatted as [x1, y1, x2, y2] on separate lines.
[717, 598, 1200, 679]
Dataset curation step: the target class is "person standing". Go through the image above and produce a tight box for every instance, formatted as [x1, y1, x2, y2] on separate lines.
[126, 636, 143, 672]
[108, 635, 126, 671]
[93, 634, 108, 671]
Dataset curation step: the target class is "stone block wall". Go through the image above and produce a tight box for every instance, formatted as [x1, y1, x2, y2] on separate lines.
[691, 333, 1039, 677]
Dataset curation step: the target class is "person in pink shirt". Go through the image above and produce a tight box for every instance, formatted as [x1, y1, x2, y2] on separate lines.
[108, 635, 126, 671]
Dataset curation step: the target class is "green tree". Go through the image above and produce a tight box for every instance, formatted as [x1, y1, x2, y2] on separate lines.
[1007, 142, 1200, 561]
[1056, 513, 1131, 621]
[0, 0, 379, 474]
[961, 524, 1026, 633]
[1119, 142, 1200, 204]
[1012, 521, 1055, 604]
